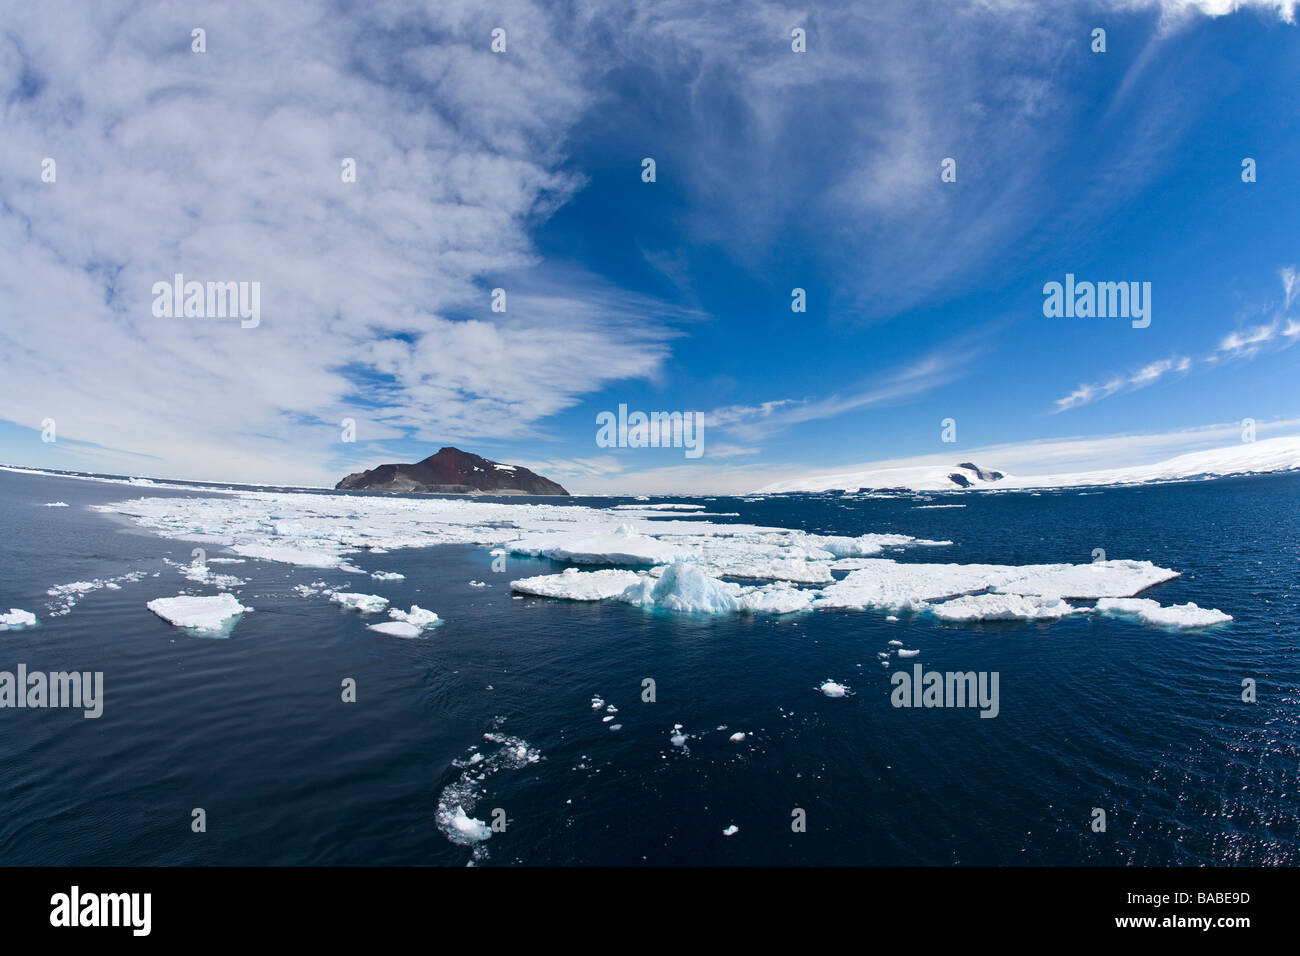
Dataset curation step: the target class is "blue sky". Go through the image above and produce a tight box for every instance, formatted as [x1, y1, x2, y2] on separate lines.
[1, 0, 1298, 493]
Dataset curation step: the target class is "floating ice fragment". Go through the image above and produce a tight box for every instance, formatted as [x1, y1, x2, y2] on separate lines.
[820, 680, 850, 698]
[330, 592, 389, 614]
[366, 621, 421, 638]
[0, 608, 38, 630]
[388, 605, 441, 629]
[1095, 598, 1231, 628]
[146, 593, 250, 634]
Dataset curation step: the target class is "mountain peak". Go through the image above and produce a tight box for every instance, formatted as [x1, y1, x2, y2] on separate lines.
[336, 447, 568, 496]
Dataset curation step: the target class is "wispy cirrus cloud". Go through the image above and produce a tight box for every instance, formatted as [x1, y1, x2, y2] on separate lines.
[1054, 264, 1298, 412]
[1053, 356, 1193, 411]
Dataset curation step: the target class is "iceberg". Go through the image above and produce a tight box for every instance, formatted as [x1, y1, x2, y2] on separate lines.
[618, 563, 816, 615]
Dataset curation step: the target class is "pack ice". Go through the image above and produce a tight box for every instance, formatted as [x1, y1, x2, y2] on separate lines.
[93, 488, 1229, 628]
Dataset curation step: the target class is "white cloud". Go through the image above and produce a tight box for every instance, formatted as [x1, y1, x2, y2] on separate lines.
[0, 1, 685, 485]
[1053, 355, 1191, 411]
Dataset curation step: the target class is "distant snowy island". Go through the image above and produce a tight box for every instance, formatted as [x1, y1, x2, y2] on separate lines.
[758, 435, 1300, 495]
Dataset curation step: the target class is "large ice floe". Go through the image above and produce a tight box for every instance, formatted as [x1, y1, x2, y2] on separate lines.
[91, 487, 1229, 628]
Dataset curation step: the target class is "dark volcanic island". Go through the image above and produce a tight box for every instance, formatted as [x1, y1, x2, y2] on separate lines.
[335, 447, 569, 496]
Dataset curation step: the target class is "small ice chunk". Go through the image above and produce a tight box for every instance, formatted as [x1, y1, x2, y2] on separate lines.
[42, 502, 69, 507]
[897, 649, 921, 658]
[0, 608, 38, 630]
[722, 825, 739, 836]
[819, 680, 850, 698]
[370, 571, 405, 581]
[729, 732, 746, 742]
[446, 807, 491, 843]
[467, 580, 488, 588]
[367, 621, 421, 638]
[330, 592, 389, 614]
[388, 605, 441, 629]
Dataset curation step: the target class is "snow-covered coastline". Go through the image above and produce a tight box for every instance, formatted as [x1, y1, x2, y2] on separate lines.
[757, 435, 1300, 494]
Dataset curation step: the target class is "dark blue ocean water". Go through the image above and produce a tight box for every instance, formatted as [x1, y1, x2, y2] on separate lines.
[0, 468, 1296, 866]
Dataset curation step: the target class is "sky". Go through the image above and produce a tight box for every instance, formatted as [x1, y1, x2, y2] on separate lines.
[0, 0, 1297, 494]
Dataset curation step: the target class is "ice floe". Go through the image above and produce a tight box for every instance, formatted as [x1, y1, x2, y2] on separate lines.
[388, 605, 441, 629]
[510, 524, 679, 565]
[0, 608, 38, 630]
[1095, 598, 1232, 628]
[42, 501, 69, 507]
[511, 568, 642, 601]
[366, 621, 421, 638]
[928, 593, 1084, 622]
[146, 593, 250, 634]
[365, 605, 440, 638]
[820, 680, 850, 697]
[178, 562, 246, 589]
[612, 502, 704, 511]
[329, 592, 389, 614]
[370, 571, 405, 581]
